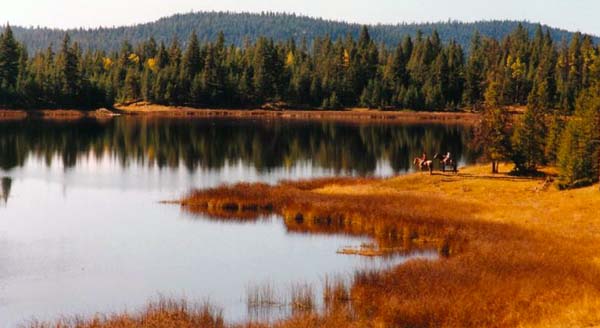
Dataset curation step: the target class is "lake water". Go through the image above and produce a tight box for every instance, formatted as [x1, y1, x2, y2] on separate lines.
[0, 118, 475, 327]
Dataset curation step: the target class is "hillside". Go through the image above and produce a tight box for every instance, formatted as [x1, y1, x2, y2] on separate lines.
[5, 11, 598, 53]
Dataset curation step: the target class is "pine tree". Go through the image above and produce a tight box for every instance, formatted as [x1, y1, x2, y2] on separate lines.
[391, 41, 409, 87]
[252, 37, 279, 103]
[558, 85, 600, 188]
[464, 32, 486, 109]
[445, 41, 465, 110]
[155, 42, 169, 69]
[478, 71, 512, 173]
[0, 24, 20, 102]
[545, 113, 565, 164]
[182, 31, 201, 80]
[511, 106, 546, 173]
[57, 34, 81, 106]
[123, 68, 140, 102]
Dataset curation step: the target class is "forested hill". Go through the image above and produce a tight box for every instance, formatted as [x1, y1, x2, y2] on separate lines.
[5, 12, 598, 53]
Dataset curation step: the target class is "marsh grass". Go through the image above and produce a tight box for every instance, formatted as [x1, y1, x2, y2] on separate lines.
[32, 164, 600, 327]
[27, 298, 224, 328]
[289, 283, 315, 314]
[322, 275, 351, 312]
[246, 282, 282, 309]
[176, 168, 600, 327]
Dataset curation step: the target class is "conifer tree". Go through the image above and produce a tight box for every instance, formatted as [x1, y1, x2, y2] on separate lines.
[478, 70, 512, 173]
[182, 31, 201, 80]
[463, 32, 486, 109]
[57, 34, 81, 105]
[511, 105, 546, 173]
[545, 113, 565, 164]
[558, 85, 600, 188]
[0, 24, 20, 102]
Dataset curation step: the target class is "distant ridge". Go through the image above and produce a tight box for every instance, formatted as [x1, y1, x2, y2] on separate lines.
[4, 11, 599, 53]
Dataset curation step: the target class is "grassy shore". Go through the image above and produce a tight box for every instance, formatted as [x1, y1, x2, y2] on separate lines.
[0, 104, 480, 124]
[0, 109, 28, 120]
[0, 108, 119, 121]
[114, 103, 480, 125]
[33, 164, 600, 327]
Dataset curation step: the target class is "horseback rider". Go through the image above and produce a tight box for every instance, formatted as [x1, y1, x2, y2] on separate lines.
[421, 152, 428, 169]
[443, 152, 452, 165]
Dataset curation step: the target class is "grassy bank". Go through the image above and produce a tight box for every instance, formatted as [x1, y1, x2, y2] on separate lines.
[1, 104, 480, 124]
[33, 164, 600, 327]
[115, 103, 480, 125]
[0, 108, 119, 121]
[0, 109, 27, 120]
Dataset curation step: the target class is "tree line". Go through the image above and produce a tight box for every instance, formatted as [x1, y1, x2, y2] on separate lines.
[467, 25, 600, 189]
[8, 12, 591, 54]
[0, 23, 599, 188]
[2, 23, 595, 111]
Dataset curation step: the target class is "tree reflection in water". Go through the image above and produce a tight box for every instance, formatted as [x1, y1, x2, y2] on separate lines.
[0, 118, 477, 174]
[0, 176, 11, 205]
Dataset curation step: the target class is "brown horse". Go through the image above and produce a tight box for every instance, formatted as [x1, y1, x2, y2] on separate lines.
[434, 153, 458, 173]
[413, 157, 434, 175]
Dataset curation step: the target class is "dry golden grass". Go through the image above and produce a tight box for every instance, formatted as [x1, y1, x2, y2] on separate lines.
[114, 103, 480, 125]
[33, 164, 600, 327]
[289, 283, 315, 314]
[0, 108, 121, 121]
[28, 299, 225, 328]
[0, 109, 27, 120]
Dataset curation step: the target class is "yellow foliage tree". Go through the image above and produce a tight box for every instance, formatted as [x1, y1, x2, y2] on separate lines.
[508, 55, 526, 79]
[128, 53, 140, 65]
[285, 51, 295, 67]
[343, 49, 351, 68]
[102, 57, 113, 71]
[147, 58, 158, 73]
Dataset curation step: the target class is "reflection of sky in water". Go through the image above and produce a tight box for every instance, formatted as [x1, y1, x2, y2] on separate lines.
[3, 153, 397, 195]
[0, 155, 436, 327]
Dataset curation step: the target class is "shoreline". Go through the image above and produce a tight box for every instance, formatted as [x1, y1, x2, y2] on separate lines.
[25, 164, 600, 327]
[173, 164, 600, 327]
[0, 108, 118, 121]
[116, 104, 480, 125]
[32, 164, 600, 327]
[0, 105, 480, 124]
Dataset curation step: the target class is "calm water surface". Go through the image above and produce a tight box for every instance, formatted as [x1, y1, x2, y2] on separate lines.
[0, 118, 475, 327]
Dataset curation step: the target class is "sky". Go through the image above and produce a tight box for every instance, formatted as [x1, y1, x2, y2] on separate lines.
[1, 0, 598, 35]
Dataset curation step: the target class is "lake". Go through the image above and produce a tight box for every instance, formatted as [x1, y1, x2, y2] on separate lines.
[0, 117, 476, 326]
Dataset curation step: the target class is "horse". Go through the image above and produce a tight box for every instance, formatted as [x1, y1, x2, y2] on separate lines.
[434, 153, 458, 173]
[413, 157, 434, 175]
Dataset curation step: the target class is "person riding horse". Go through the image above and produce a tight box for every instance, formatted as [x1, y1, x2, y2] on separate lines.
[434, 152, 458, 173]
[414, 152, 434, 175]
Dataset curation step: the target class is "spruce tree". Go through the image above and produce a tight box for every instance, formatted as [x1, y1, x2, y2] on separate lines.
[545, 113, 565, 164]
[558, 85, 600, 188]
[57, 34, 81, 106]
[511, 106, 546, 173]
[182, 31, 201, 80]
[478, 71, 512, 173]
[0, 24, 20, 102]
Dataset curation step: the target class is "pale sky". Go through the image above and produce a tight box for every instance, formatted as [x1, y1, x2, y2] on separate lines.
[1, 0, 598, 35]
